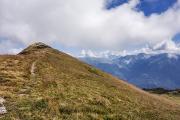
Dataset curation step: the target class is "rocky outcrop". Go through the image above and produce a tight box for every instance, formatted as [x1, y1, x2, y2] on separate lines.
[19, 42, 51, 55]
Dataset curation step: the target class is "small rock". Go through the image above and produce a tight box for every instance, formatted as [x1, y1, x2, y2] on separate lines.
[0, 97, 7, 114]
[0, 106, 7, 114]
[0, 97, 5, 104]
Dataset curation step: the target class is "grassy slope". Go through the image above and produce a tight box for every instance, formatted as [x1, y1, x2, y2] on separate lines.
[162, 94, 180, 105]
[145, 89, 180, 105]
[0, 46, 180, 120]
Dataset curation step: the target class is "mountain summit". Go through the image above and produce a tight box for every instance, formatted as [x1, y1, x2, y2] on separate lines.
[0, 43, 180, 119]
[19, 42, 52, 55]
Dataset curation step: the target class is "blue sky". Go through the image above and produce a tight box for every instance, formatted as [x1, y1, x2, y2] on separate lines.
[106, 0, 129, 9]
[136, 0, 177, 16]
[106, 0, 177, 16]
[0, 0, 180, 56]
[173, 33, 180, 43]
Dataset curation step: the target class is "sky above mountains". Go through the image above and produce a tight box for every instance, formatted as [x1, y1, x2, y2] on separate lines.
[0, 0, 180, 56]
[106, 0, 178, 16]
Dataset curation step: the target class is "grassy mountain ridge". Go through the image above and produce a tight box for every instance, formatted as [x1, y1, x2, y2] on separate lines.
[0, 43, 180, 120]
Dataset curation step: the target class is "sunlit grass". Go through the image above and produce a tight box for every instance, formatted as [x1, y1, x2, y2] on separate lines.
[0, 46, 180, 120]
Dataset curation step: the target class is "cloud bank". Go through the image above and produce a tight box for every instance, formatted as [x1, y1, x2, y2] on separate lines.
[0, 0, 180, 54]
[80, 40, 180, 58]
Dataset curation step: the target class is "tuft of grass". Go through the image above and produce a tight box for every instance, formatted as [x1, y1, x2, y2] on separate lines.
[33, 99, 48, 111]
[88, 67, 103, 76]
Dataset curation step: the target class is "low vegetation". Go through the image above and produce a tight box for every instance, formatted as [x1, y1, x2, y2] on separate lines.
[0, 43, 180, 120]
[144, 88, 180, 105]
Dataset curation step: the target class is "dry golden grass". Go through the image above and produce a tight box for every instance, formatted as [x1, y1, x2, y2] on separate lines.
[0, 43, 180, 120]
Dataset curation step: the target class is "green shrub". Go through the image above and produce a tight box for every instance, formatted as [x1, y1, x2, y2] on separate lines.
[88, 68, 100, 75]
[34, 99, 48, 111]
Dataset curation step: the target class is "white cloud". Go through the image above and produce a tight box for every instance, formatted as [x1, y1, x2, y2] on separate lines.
[153, 40, 178, 51]
[80, 50, 98, 57]
[80, 40, 180, 58]
[0, 40, 23, 54]
[0, 0, 180, 54]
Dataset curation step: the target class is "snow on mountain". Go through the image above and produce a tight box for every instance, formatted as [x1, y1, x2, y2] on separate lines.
[80, 40, 180, 89]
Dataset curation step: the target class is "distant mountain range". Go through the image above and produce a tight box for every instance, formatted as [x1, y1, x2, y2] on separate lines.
[80, 52, 180, 90]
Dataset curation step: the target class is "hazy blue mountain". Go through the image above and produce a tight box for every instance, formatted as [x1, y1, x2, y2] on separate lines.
[80, 53, 180, 90]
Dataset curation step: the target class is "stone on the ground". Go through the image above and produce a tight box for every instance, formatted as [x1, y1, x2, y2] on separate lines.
[0, 97, 7, 114]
